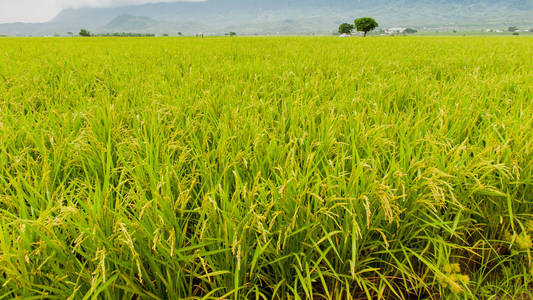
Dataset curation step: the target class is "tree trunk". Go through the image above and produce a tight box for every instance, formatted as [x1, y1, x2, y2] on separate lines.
[364, 31, 367, 37]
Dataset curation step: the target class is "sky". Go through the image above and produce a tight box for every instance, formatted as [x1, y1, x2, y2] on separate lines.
[0, 0, 200, 23]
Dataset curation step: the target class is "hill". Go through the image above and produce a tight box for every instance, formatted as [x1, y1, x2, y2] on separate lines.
[1, 0, 532, 35]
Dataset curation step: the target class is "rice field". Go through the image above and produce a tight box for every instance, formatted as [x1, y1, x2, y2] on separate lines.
[0, 36, 532, 299]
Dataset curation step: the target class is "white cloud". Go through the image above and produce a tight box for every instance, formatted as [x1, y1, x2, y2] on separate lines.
[56, 0, 201, 9]
[0, 0, 202, 23]
[0, 0, 59, 23]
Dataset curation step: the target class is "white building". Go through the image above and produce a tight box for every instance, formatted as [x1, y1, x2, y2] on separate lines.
[386, 27, 406, 34]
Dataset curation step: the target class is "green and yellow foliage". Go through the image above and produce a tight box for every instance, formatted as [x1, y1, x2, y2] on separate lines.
[0, 36, 532, 299]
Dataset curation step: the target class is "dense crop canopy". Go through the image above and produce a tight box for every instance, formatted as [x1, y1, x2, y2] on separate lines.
[0, 37, 532, 299]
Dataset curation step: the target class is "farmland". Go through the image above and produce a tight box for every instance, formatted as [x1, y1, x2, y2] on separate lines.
[0, 37, 532, 299]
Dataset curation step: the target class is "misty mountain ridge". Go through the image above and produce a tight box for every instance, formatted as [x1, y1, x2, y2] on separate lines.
[1, 0, 532, 36]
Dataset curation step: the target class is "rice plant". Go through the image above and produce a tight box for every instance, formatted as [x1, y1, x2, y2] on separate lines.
[0, 36, 532, 299]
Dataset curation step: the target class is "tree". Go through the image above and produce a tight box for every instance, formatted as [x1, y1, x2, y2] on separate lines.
[229, 32, 237, 36]
[512, 32, 520, 36]
[79, 29, 90, 37]
[162, 33, 169, 36]
[404, 28, 418, 34]
[354, 17, 378, 37]
[338, 23, 355, 34]
[508, 26, 518, 32]
[178, 32, 183, 36]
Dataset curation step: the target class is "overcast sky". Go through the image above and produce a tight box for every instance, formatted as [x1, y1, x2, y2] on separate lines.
[0, 0, 200, 23]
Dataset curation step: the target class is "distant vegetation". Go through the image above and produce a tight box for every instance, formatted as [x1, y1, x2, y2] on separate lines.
[79, 29, 91, 37]
[338, 23, 355, 34]
[95, 32, 156, 37]
[78, 30, 156, 37]
[337, 18, 378, 36]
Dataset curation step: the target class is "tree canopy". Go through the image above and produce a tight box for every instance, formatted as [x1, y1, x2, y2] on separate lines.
[338, 23, 355, 35]
[354, 17, 378, 37]
[79, 29, 91, 37]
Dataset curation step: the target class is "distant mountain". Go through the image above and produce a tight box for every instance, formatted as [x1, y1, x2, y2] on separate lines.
[1, 0, 532, 36]
[105, 15, 161, 31]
